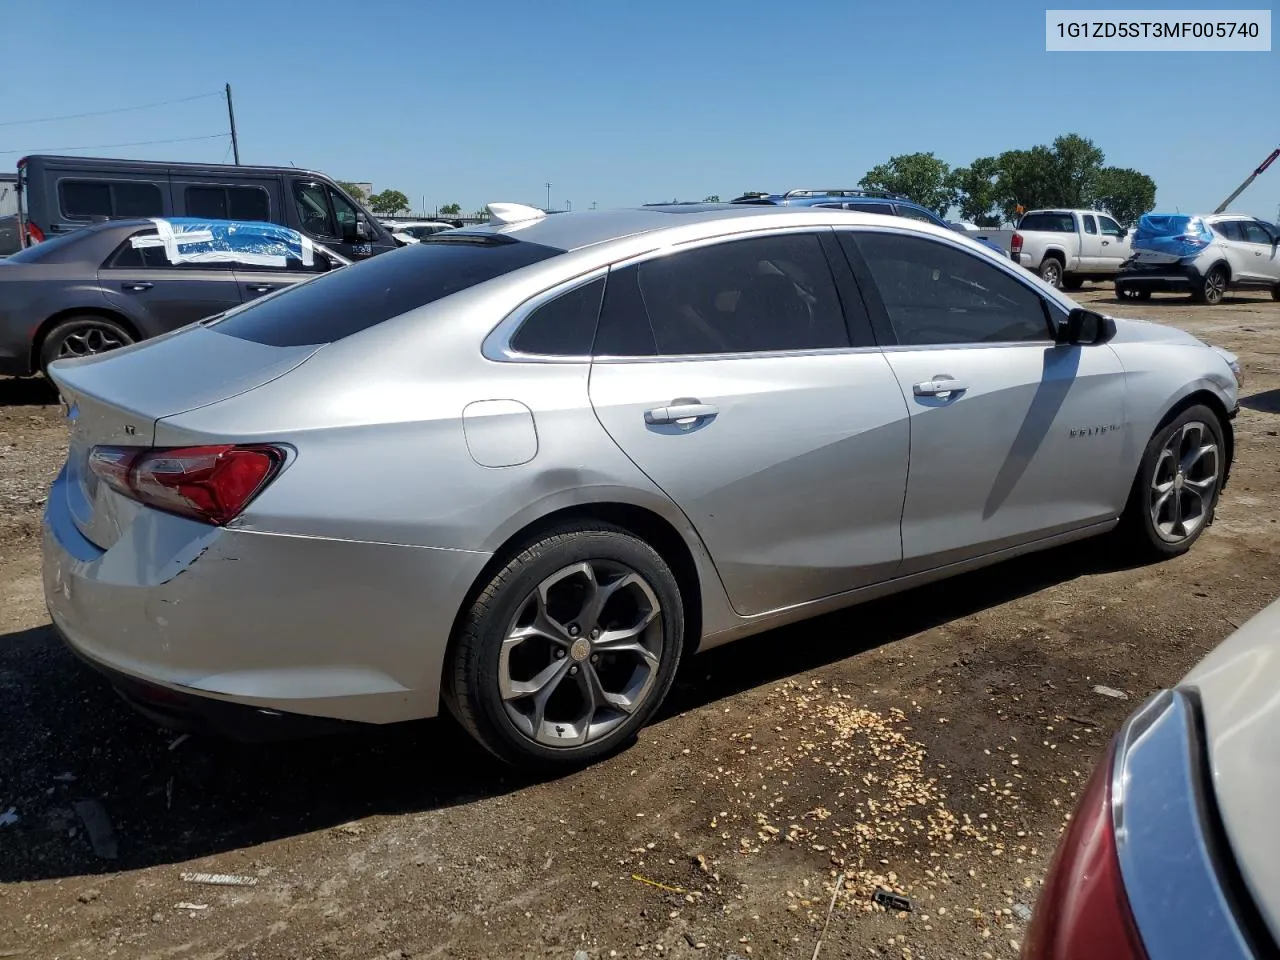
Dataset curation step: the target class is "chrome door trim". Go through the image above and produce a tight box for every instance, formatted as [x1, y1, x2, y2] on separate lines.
[481, 266, 609, 363]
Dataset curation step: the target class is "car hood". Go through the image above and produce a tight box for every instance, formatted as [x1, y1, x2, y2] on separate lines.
[1180, 597, 1280, 945]
[1106, 315, 1204, 347]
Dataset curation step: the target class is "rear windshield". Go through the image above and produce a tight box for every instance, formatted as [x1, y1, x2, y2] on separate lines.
[1018, 213, 1075, 232]
[2, 229, 87, 263]
[210, 234, 564, 347]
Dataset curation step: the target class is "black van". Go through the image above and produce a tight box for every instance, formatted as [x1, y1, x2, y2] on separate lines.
[16, 155, 397, 261]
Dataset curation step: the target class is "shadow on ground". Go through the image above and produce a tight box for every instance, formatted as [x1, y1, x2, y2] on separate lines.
[0, 377, 58, 408]
[0, 537, 1142, 883]
[1241, 389, 1280, 415]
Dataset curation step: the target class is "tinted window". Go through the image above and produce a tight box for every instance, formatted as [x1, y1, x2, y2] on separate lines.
[329, 188, 359, 237]
[844, 201, 893, 215]
[1098, 215, 1124, 237]
[114, 182, 163, 217]
[1082, 216, 1098, 234]
[896, 205, 939, 224]
[293, 182, 335, 237]
[1018, 213, 1075, 232]
[60, 180, 162, 219]
[510, 276, 604, 356]
[1211, 221, 1243, 241]
[596, 233, 849, 357]
[61, 181, 112, 218]
[853, 232, 1050, 346]
[1240, 221, 1273, 245]
[186, 186, 270, 222]
[212, 235, 564, 347]
[105, 230, 232, 270]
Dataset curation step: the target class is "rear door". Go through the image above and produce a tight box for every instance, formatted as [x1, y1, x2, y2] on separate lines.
[587, 229, 910, 616]
[97, 227, 245, 336]
[1238, 220, 1280, 282]
[174, 179, 279, 225]
[233, 249, 332, 304]
[1077, 214, 1103, 270]
[839, 228, 1127, 575]
[1212, 221, 1253, 279]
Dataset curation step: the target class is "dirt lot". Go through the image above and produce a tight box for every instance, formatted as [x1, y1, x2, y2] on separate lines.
[1, 287, 1277, 960]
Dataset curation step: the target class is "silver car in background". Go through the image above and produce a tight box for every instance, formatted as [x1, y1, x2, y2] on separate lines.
[42, 203, 1240, 767]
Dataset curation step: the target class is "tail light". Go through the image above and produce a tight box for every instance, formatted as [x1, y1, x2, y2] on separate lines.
[25, 221, 45, 245]
[1011, 232, 1024, 256]
[89, 444, 285, 526]
[1021, 739, 1147, 960]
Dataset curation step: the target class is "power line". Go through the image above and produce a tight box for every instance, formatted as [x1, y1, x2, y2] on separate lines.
[0, 91, 223, 128]
[0, 132, 228, 155]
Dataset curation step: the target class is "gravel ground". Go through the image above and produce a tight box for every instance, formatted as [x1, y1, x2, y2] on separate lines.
[0, 287, 1277, 960]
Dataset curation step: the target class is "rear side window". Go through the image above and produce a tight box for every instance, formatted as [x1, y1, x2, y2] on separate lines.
[1018, 212, 1075, 232]
[185, 186, 270, 222]
[60, 179, 163, 220]
[211, 235, 564, 347]
[510, 277, 604, 356]
[595, 233, 850, 356]
[895, 205, 939, 224]
[1212, 221, 1244, 241]
[1082, 216, 1098, 234]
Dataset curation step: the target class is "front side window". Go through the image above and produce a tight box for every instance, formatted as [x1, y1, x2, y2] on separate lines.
[293, 182, 335, 238]
[60, 180, 162, 220]
[1082, 215, 1098, 235]
[509, 276, 605, 356]
[850, 231, 1051, 346]
[329, 188, 359, 237]
[1240, 221, 1273, 245]
[1098, 215, 1124, 238]
[595, 233, 850, 357]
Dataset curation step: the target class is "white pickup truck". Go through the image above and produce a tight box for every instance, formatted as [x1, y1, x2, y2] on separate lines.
[1010, 209, 1132, 290]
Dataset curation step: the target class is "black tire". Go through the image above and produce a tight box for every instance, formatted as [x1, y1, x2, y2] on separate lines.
[447, 522, 685, 769]
[39, 315, 134, 376]
[1190, 266, 1227, 305]
[1038, 257, 1065, 289]
[1272, 283, 1279, 302]
[1115, 404, 1226, 560]
[1062, 276, 1084, 291]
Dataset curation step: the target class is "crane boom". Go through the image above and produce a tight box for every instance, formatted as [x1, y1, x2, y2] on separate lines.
[1214, 147, 1280, 214]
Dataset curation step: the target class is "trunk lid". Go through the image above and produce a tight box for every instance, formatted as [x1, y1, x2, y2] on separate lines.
[48, 324, 320, 549]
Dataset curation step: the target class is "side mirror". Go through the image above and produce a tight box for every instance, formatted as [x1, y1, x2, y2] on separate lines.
[343, 220, 368, 244]
[1057, 307, 1116, 346]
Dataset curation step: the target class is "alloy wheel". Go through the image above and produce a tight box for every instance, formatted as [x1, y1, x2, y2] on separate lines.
[1203, 270, 1226, 305]
[499, 560, 664, 748]
[58, 325, 127, 359]
[1149, 420, 1220, 543]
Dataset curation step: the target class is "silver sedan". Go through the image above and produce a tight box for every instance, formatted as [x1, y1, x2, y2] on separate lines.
[42, 202, 1241, 767]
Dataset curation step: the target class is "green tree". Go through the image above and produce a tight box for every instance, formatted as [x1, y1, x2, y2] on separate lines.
[1092, 167, 1157, 227]
[439, 202, 462, 216]
[368, 189, 409, 215]
[702, 194, 721, 202]
[337, 180, 366, 202]
[946, 157, 1002, 226]
[993, 145, 1060, 222]
[1048, 133, 1106, 208]
[859, 152, 954, 215]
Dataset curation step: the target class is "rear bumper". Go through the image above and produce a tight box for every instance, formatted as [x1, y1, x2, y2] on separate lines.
[1116, 260, 1205, 292]
[42, 465, 490, 730]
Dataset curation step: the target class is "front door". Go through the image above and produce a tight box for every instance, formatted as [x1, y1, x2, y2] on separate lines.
[98, 227, 244, 336]
[290, 180, 377, 261]
[588, 231, 910, 616]
[1096, 214, 1130, 273]
[1078, 214, 1104, 270]
[1238, 220, 1280, 283]
[840, 229, 1127, 575]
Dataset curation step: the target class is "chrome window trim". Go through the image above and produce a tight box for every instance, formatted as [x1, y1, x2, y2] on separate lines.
[481, 266, 609, 363]
[1112, 689, 1256, 960]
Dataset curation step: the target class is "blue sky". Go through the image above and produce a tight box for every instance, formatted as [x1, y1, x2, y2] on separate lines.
[4, 1, 1278, 220]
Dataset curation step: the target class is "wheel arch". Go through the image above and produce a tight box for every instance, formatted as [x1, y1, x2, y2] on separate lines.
[1153, 386, 1236, 487]
[31, 307, 141, 372]
[444, 501, 715, 689]
[1041, 247, 1067, 265]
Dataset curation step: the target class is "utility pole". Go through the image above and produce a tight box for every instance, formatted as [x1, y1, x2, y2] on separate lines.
[591, 201, 597, 210]
[225, 83, 241, 165]
[566, 200, 572, 211]
[545, 182, 551, 210]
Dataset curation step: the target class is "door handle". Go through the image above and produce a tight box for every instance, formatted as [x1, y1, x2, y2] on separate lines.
[121, 281, 153, 292]
[913, 377, 969, 398]
[246, 283, 275, 293]
[1102, 240, 1110, 245]
[644, 400, 718, 425]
